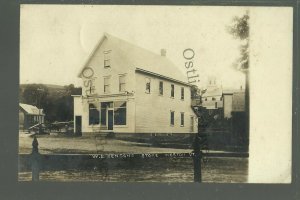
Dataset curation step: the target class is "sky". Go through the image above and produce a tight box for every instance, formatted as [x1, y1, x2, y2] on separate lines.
[20, 5, 246, 89]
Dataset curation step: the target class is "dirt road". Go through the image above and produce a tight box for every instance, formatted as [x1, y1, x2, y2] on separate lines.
[19, 132, 192, 154]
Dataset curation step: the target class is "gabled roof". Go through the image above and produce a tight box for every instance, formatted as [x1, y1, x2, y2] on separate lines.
[78, 33, 188, 84]
[202, 87, 223, 97]
[19, 103, 44, 115]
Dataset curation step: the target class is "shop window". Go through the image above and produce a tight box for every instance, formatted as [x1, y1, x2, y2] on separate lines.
[114, 101, 127, 125]
[89, 104, 99, 125]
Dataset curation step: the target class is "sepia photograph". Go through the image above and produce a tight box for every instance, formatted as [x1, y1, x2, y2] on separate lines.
[18, 5, 293, 183]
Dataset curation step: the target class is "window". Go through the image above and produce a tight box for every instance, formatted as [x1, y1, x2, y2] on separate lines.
[104, 51, 111, 68]
[190, 116, 194, 132]
[212, 97, 216, 101]
[114, 101, 127, 125]
[215, 102, 218, 108]
[89, 104, 99, 125]
[205, 98, 207, 101]
[180, 112, 184, 126]
[181, 87, 184, 100]
[159, 81, 163, 95]
[104, 77, 110, 93]
[170, 111, 175, 126]
[145, 78, 151, 93]
[119, 75, 126, 92]
[171, 84, 174, 98]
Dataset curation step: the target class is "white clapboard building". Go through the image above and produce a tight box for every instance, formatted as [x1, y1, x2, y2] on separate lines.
[73, 33, 198, 135]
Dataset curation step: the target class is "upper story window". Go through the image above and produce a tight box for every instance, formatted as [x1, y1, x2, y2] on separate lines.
[171, 84, 174, 98]
[104, 76, 110, 93]
[181, 87, 184, 100]
[119, 75, 126, 92]
[145, 77, 151, 93]
[104, 50, 111, 68]
[212, 97, 216, 101]
[159, 81, 163, 95]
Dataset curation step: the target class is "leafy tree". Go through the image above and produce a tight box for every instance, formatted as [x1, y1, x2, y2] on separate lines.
[227, 10, 249, 72]
[22, 84, 49, 108]
[20, 84, 82, 123]
[191, 85, 201, 99]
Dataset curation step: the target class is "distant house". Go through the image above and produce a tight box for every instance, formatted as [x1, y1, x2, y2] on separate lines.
[19, 103, 45, 130]
[201, 77, 223, 110]
[73, 33, 198, 135]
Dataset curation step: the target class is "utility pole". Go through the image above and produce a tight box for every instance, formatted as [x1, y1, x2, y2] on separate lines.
[37, 88, 44, 134]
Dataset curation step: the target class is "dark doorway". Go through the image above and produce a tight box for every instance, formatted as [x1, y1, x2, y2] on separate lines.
[108, 110, 113, 130]
[75, 116, 82, 136]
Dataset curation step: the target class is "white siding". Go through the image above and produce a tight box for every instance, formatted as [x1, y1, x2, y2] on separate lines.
[135, 72, 197, 134]
[80, 38, 136, 96]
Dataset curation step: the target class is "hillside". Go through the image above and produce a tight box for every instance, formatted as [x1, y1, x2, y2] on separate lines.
[19, 83, 81, 122]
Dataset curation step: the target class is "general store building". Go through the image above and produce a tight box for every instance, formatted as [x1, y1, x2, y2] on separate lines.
[73, 33, 198, 135]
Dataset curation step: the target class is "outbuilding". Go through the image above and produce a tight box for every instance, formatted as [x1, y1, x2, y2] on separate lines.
[19, 103, 45, 130]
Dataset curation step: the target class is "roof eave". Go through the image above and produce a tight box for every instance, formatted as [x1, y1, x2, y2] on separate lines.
[135, 67, 191, 86]
[77, 33, 108, 78]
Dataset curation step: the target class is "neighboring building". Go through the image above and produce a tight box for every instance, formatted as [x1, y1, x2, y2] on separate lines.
[227, 90, 247, 148]
[201, 76, 223, 110]
[223, 92, 233, 118]
[73, 33, 198, 135]
[19, 103, 45, 130]
[223, 89, 245, 118]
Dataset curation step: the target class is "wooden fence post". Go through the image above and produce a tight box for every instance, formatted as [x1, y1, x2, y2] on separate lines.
[193, 134, 202, 182]
[31, 136, 40, 181]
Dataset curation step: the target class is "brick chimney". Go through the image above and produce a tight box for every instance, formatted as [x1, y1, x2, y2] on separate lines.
[161, 49, 166, 57]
